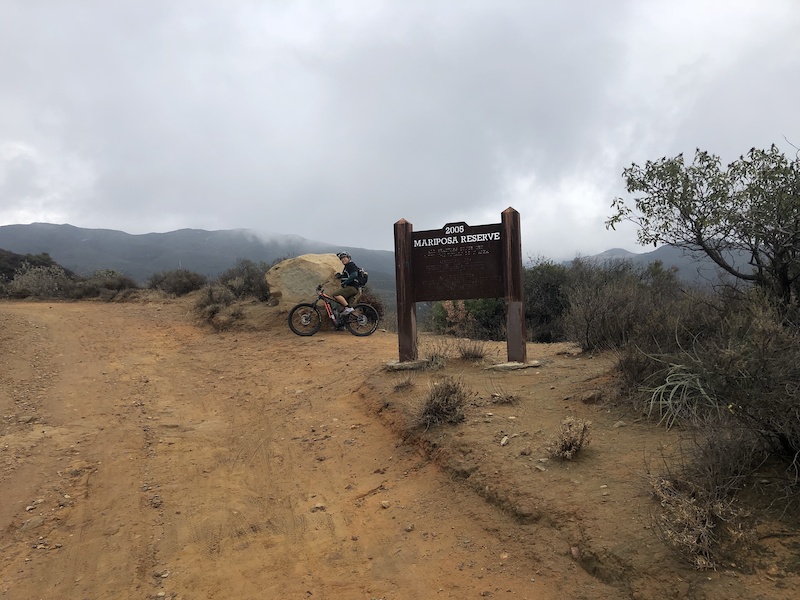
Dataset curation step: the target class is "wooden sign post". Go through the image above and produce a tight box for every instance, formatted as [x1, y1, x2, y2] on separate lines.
[394, 207, 527, 363]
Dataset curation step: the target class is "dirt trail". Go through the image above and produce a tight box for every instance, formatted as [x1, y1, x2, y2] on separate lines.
[1, 300, 798, 600]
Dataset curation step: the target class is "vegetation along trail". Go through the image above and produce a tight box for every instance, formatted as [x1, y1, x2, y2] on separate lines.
[1, 299, 798, 599]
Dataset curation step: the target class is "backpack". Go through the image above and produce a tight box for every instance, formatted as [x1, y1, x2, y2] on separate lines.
[356, 268, 369, 287]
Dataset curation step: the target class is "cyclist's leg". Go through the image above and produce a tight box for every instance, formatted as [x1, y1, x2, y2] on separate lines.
[333, 293, 348, 307]
[340, 286, 358, 307]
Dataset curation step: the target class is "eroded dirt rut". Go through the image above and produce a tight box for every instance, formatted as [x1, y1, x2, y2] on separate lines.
[1, 301, 605, 600]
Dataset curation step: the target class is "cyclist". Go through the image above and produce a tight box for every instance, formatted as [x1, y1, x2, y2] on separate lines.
[333, 252, 361, 316]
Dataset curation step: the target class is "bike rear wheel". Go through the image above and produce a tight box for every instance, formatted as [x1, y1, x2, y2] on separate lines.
[288, 303, 322, 336]
[344, 304, 380, 336]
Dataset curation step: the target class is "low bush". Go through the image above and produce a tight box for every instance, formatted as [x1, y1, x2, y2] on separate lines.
[357, 287, 386, 319]
[216, 259, 270, 300]
[71, 269, 139, 300]
[148, 269, 208, 296]
[195, 284, 236, 317]
[563, 258, 684, 352]
[9, 262, 74, 298]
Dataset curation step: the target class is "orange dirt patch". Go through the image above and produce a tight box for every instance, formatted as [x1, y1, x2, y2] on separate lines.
[1, 299, 798, 599]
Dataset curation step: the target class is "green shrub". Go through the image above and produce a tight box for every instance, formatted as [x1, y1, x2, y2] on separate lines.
[563, 258, 684, 351]
[195, 284, 236, 314]
[524, 257, 570, 342]
[148, 269, 208, 296]
[216, 259, 270, 300]
[70, 269, 139, 300]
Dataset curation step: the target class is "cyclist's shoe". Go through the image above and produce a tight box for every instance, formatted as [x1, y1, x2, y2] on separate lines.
[342, 307, 354, 315]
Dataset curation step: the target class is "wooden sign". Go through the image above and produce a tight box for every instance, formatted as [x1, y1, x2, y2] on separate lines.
[394, 208, 526, 363]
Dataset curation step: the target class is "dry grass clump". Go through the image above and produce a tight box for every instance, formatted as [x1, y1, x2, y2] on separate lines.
[422, 339, 452, 370]
[546, 417, 592, 460]
[490, 391, 519, 405]
[419, 376, 467, 428]
[392, 373, 416, 392]
[650, 476, 727, 570]
[646, 427, 762, 569]
[455, 338, 486, 361]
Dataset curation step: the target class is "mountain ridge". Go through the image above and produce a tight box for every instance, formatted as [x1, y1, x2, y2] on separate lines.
[0, 223, 397, 296]
[1, 223, 735, 295]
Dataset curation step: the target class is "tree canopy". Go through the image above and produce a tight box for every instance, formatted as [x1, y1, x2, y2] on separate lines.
[607, 145, 800, 304]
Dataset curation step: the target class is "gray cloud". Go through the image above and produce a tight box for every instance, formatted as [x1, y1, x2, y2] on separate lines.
[1, 0, 798, 259]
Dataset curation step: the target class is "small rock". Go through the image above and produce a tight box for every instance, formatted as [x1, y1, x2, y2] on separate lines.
[404, 523, 415, 532]
[311, 503, 326, 513]
[519, 446, 532, 456]
[578, 390, 602, 404]
[570, 546, 581, 560]
[612, 420, 627, 428]
[534, 465, 547, 472]
[484, 361, 541, 371]
[380, 501, 390, 509]
[20, 516, 45, 531]
[500, 436, 509, 446]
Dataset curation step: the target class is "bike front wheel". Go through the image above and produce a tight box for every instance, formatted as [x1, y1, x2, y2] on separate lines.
[344, 304, 380, 336]
[288, 303, 322, 336]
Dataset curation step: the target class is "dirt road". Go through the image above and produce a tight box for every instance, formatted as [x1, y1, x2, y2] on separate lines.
[1, 299, 798, 600]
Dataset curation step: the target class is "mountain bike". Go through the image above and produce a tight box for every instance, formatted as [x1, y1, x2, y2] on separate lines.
[288, 285, 380, 336]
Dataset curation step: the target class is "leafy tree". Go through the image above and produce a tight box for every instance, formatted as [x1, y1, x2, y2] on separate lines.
[0, 249, 73, 281]
[607, 145, 800, 305]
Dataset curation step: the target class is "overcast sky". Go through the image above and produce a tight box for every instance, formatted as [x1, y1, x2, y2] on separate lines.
[1, 1, 798, 260]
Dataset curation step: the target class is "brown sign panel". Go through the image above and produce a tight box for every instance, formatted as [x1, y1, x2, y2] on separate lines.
[411, 222, 503, 302]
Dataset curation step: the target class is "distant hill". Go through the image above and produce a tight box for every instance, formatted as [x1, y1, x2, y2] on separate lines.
[576, 244, 749, 286]
[0, 223, 396, 299]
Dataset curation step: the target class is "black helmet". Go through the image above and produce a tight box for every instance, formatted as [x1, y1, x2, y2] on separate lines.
[336, 252, 351, 259]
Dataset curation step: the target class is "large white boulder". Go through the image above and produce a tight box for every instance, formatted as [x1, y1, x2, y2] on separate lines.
[265, 253, 343, 309]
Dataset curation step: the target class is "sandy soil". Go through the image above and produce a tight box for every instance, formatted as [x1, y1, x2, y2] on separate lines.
[1, 298, 798, 600]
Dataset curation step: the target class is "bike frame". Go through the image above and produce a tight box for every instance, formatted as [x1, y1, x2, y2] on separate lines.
[314, 287, 340, 324]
